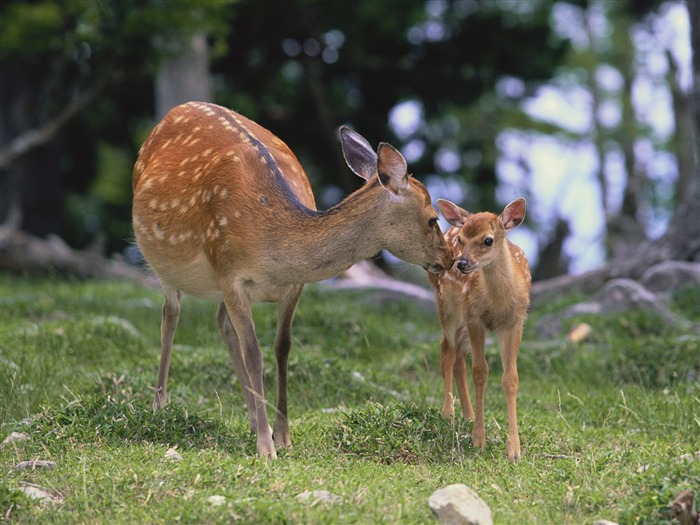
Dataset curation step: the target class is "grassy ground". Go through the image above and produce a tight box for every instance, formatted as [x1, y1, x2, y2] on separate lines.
[1, 273, 698, 524]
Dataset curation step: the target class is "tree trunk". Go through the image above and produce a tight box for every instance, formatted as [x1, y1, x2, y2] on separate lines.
[155, 33, 211, 120]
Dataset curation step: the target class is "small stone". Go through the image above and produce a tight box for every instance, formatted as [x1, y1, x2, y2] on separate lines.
[165, 447, 183, 461]
[567, 322, 592, 343]
[296, 489, 343, 505]
[428, 484, 493, 525]
[208, 495, 226, 506]
[14, 460, 56, 471]
[594, 520, 619, 525]
[19, 485, 63, 505]
[2, 432, 29, 447]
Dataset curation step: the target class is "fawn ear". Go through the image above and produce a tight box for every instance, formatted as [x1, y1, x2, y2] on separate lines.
[376, 142, 409, 196]
[437, 199, 470, 229]
[340, 126, 377, 181]
[500, 198, 526, 231]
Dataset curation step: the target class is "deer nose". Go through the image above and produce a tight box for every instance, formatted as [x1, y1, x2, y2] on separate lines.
[456, 258, 469, 273]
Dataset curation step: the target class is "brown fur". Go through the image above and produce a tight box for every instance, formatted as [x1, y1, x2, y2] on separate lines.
[132, 102, 453, 458]
[429, 198, 531, 462]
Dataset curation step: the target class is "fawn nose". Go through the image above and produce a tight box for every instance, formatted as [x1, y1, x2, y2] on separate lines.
[456, 258, 469, 273]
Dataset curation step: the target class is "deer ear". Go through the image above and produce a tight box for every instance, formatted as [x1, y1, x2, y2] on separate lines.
[376, 142, 409, 196]
[500, 198, 526, 231]
[437, 199, 469, 229]
[340, 126, 377, 181]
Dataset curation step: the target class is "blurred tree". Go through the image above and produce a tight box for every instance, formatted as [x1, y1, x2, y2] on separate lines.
[212, 0, 568, 209]
[0, 0, 232, 253]
[531, 0, 699, 303]
[1, 0, 570, 259]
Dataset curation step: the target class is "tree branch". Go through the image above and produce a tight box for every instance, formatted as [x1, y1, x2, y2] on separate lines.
[0, 75, 116, 171]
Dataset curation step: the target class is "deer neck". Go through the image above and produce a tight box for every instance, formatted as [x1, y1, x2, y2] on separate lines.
[276, 180, 388, 283]
[480, 242, 515, 296]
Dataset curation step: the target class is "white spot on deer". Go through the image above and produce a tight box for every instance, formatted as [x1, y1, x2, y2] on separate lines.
[149, 198, 158, 210]
[234, 210, 242, 219]
[161, 138, 173, 150]
[174, 115, 185, 124]
[220, 188, 228, 199]
[171, 198, 181, 209]
[144, 179, 154, 190]
[203, 148, 214, 157]
[153, 224, 166, 241]
[219, 217, 228, 227]
[189, 195, 197, 207]
[158, 202, 168, 212]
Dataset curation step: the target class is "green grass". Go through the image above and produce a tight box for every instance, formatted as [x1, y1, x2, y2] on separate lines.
[1, 273, 699, 524]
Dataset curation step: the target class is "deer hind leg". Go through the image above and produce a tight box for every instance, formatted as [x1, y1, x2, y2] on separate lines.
[272, 284, 304, 449]
[222, 290, 275, 459]
[153, 287, 181, 412]
[499, 326, 522, 462]
[468, 323, 488, 449]
[454, 327, 474, 421]
[216, 303, 257, 433]
[440, 336, 457, 419]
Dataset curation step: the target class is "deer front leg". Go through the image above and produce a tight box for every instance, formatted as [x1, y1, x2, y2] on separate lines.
[468, 323, 488, 450]
[499, 326, 522, 462]
[153, 287, 181, 411]
[272, 284, 304, 449]
[440, 336, 457, 419]
[216, 303, 257, 433]
[223, 290, 275, 459]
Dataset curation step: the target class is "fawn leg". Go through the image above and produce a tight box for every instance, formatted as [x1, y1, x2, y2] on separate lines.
[453, 329, 474, 421]
[499, 326, 522, 462]
[440, 336, 457, 419]
[468, 323, 488, 449]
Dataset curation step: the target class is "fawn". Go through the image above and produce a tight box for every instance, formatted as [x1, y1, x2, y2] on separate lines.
[428, 198, 531, 462]
[132, 102, 453, 459]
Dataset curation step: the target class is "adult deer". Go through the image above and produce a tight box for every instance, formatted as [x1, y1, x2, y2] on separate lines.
[429, 198, 531, 462]
[132, 101, 453, 459]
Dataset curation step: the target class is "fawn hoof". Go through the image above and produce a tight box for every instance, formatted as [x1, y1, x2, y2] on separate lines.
[471, 428, 486, 449]
[507, 438, 521, 463]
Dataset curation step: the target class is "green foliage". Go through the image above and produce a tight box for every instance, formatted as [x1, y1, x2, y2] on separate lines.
[332, 401, 469, 465]
[1, 275, 698, 524]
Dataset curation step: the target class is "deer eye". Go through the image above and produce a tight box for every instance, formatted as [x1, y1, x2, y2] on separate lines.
[484, 237, 494, 246]
[457, 237, 463, 246]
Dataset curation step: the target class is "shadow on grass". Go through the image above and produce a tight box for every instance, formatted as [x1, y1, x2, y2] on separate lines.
[18, 393, 254, 454]
[331, 401, 474, 466]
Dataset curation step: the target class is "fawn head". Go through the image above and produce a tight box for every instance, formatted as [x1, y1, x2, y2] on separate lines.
[437, 198, 526, 274]
[341, 127, 453, 273]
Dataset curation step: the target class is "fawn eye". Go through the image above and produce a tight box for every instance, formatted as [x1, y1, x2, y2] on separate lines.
[484, 237, 494, 246]
[457, 237, 463, 246]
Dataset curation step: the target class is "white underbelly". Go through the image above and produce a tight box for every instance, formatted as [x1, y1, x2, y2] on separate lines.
[145, 249, 223, 300]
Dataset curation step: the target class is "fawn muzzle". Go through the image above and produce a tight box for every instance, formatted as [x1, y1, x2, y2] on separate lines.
[456, 258, 475, 274]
